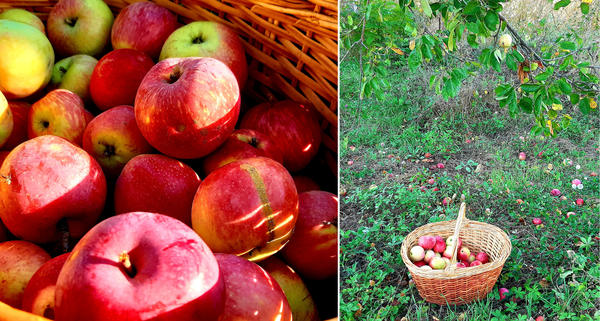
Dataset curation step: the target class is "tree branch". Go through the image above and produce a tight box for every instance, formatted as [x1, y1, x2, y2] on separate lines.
[498, 14, 544, 62]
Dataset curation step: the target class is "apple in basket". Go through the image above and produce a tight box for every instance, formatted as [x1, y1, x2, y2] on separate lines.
[458, 246, 471, 262]
[456, 262, 467, 268]
[417, 236, 435, 250]
[446, 236, 462, 249]
[409, 246, 425, 262]
[476, 252, 490, 264]
[442, 246, 455, 259]
[433, 238, 446, 253]
[429, 257, 446, 270]
[424, 250, 436, 264]
[414, 261, 426, 267]
[470, 260, 483, 267]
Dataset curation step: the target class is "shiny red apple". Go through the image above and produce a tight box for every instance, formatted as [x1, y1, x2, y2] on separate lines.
[21, 253, 70, 319]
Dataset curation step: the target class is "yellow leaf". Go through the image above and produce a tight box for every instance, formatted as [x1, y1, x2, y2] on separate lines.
[409, 40, 416, 51]
[547, 120, 554, 135]
[552, 103, 563, 111]
[590, 99, 597, 109]
[391, 47, 405, 55]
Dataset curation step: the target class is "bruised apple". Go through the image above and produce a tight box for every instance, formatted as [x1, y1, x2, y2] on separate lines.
[0, 135, 106, 243]
[55, 212, 225, 321]
[192, 157, 298, 261]
[215, 254, 291, 321]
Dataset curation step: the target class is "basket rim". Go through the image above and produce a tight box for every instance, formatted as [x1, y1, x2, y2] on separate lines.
[400, 218, 512, 280]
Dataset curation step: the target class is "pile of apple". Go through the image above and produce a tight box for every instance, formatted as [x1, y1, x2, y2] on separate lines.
[0, 0, 337, 320]
[409, 235, 490, 270]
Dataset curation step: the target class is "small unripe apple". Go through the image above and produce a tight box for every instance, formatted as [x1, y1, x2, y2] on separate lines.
[424, 250, 436, 264]
[429, 257, 446, 270]
[409, 246, 425, 262]
[468, 254, 476, 264]
[446, 236, 462, 249]
[470, 260, 482, 267]
[418, 236, 435, 250]
[518, 152, 526, 160]
[498, 33, 512, 49]
[475, 252, 489, 264]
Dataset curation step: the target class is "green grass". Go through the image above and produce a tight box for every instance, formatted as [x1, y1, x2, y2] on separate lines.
[339, 54, 600, 321]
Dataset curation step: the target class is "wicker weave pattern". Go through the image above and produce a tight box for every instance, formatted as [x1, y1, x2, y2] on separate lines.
[0, 0, 338, 155]
[400, 205, 512, 305]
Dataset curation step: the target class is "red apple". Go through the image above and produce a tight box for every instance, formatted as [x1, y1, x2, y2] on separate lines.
[443, 246, 455, 259]
[470, 260, 482, 267]
[82, 105, 152, 177]
[476, 252, 489, 264]
[1, 101, 30, 150]
[456, 262, 467, 268]
[21, 253, 69, 319]
[433, 240, 446, 253]
[90, 49, 154, 111]
[160, 21, 247, 89]
[28, 89, 88, 145]
[0, 219, 8, 242]
[114, 154, 201, 226]
[468, 254, 476, 264]
[259, 257, 319, 321]
[418, 235, 436, 250]
[47, 0, 114, 56]
[202, 128, 283, 175]
[135, 57, 240, 159]
[111, 2, 178, 59]
[413, 261, 426, 267]
[0, 135, 106, 243]
[518, 152, 526, 160]
[192, 157, 298, 261]
[55, 212, 225, 321]
[240, 100, 322, 172]
[281, 191, 337, 279]
[423, 250, 436, 264]
[292, 176, 320, 193]
[0, 241, 51, 308]
[215, 254, 292, 321]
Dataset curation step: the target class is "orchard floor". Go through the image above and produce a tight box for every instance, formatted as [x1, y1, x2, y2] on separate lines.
[339, 59, 600, 321]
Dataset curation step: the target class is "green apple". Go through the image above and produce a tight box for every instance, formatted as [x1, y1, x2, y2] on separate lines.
[47, 0, 114, 56]
[0, 91, 13, 148]
[50, 54, 98, 101]
[159, 21, 247, 89]
[0, 20, 54, 99]
[0, 9, 45, 33]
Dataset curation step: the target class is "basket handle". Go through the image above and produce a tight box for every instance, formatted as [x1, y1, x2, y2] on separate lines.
[445, 202, 467, 274]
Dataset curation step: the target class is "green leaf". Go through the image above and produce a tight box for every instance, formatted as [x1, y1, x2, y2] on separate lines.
[581, 3, 590, 14]
[491, 55, 501, 72]
[557, 79, 572, 94]
[521, 84, 540, 93]
[421, 0, 433, 17]
[548, 109, 557, 119]
[569, 93, 580, 104]
[559, 55, 573, 71]
[506, 53, 517, 70]
[513, 50, 525, 62]
[429, 75, 437, 89]
[408, 48, 422, 71]
[448, 28, 456, 52]
[559, 41, 576, 51]
[467, 34, 478, 48]
[535, 72, 550, 81]
[579, 97, 591, 114]
[518, 97, 533, 113]
[347, 15, 353, 26]
[466, 22, 480, 34]
[554, 0, 571, 10]
[463, 0, 481, 16]
[484, 11, 499, 31]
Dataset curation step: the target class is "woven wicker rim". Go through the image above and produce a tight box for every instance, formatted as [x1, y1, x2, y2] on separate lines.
[400, 203, 512, 280]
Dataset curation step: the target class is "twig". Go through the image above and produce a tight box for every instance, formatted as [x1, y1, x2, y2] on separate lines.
[543, 41, 600, 62]
[498, 14, 544, 62]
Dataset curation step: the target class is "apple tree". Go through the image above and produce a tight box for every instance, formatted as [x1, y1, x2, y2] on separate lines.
[341, 0, 599, 136]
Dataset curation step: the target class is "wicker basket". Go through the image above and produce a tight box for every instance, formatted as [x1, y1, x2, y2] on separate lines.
[0, 0, 338, 174]
[400, 203, 512, 305]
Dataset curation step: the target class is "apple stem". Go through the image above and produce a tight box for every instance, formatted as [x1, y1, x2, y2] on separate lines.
[119, 252, 136, 277]
[57, 219, 70, 253]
